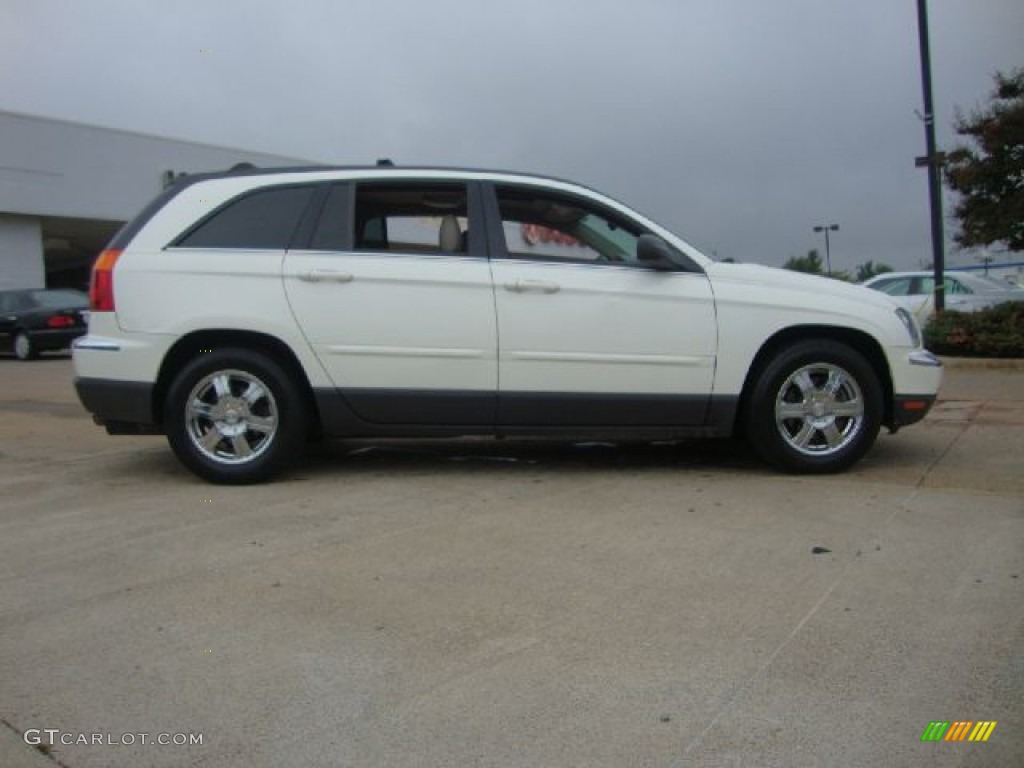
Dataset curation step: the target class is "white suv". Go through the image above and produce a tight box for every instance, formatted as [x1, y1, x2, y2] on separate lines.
[73, 165, 942, 483]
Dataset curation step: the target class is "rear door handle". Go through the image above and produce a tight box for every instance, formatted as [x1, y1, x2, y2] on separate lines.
[299, 269, 354, 283]
[505, 279, 560, 294]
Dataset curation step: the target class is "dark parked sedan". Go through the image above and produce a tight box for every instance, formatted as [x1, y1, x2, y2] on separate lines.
[0, 289, 89, 360]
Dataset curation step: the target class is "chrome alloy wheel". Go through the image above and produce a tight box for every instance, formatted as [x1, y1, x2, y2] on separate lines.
[774, 363, 865, 457]
[185, 369, 278, 465]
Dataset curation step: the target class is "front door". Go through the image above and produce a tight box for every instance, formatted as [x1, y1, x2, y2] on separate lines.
[485, 183, 717, 427]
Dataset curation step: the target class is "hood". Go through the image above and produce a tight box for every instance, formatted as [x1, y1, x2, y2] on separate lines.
[704, 261, 899, 312]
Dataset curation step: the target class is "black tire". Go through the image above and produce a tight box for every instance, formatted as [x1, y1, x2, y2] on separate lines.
[14, 331, 37, 361]
[745, 340, 882, 473]
[164, 348, 307, 484]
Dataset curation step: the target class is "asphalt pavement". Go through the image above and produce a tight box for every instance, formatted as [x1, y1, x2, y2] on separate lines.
[0, 357, 1021, 767]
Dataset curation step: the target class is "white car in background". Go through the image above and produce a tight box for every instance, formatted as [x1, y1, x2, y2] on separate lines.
[73, 165, 942, 483]
[862, 270, 1024, 321]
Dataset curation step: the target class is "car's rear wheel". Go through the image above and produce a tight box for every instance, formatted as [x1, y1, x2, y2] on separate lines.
[745, 340, 882, 473]
[13, 331, 37, 361]
[164, 348, 307, 484]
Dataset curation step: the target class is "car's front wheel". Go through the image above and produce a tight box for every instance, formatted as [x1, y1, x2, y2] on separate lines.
[745, 340, 882, 473]
[164, 348, 307, 484]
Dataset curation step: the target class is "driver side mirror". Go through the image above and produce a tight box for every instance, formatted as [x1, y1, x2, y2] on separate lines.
[636, 234, 678, 271]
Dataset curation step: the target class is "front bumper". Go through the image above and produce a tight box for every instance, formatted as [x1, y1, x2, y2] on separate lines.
[887, 349, 942, 431]
[891, 394, 937, 429]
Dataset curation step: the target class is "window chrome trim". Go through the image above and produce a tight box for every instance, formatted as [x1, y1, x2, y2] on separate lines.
[492, 257, 704, 275]
[283, 250, 488, 266]
[163, 246, 283, 253]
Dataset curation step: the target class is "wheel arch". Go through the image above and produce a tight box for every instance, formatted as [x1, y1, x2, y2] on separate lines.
[154, 329, 320, 432]
[736, 325, 894, 432]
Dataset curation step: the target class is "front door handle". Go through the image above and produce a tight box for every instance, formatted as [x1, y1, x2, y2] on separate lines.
[505, 279, 561, 294]
[298, 269, 354, 283]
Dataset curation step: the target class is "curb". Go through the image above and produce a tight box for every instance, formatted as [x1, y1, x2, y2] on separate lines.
[938, 356, 1024, 370]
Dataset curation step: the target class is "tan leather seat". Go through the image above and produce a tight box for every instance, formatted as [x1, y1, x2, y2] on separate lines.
[438, 215, 462, 252]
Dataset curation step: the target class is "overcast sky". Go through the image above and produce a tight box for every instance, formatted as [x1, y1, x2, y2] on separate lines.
[2, 0, 1021, 271]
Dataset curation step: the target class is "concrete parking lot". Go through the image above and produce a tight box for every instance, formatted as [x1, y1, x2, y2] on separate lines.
[1, 356, 1021, 767]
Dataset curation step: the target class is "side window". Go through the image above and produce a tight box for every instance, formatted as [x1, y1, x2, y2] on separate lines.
[494, 186, 644, 265]
[946, 278, 971, 295]
[175, 185, 315, 249]
[875, 277, 913, 296]
[353, 183, 470, 254]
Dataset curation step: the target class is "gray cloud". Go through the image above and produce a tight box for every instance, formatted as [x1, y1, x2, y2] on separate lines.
[2, 0, 1021, 270]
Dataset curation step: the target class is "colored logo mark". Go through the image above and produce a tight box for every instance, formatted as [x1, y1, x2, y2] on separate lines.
[921, 721, 997, 742]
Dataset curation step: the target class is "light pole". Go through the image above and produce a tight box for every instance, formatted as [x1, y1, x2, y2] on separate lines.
[813, 224, 839, 275]
[915, 0, 946, 312]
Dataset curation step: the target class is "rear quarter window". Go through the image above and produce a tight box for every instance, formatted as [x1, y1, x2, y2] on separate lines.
[29, 290, 88, 308]
[0, 292, 26, 312]
[173, 185, 315, 249]
[309, 184, 352, 251]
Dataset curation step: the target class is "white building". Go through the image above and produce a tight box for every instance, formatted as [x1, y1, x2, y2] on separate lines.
[0, 110, 312, 290]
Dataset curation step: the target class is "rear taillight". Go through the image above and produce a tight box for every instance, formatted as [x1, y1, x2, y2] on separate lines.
[47, 315, 75, 328]
[90, 249, 121, 312]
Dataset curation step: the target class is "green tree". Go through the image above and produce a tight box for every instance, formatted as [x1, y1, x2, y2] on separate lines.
[783, 249, 824, 275]
[944, 69, 1024, 252]
[855, 260, 894, 282]
[829, 270, 854, 283]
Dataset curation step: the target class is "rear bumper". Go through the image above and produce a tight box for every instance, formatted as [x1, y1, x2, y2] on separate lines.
[74, 377, 160, 433]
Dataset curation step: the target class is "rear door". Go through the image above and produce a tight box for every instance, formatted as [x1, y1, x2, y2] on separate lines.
[283, 180, 498, 426]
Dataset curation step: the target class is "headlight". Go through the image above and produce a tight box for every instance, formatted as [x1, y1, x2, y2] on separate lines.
[895, 307, 922, 347]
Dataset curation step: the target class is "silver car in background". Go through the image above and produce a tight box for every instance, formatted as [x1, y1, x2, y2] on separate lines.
[862, 270, 1024, 320]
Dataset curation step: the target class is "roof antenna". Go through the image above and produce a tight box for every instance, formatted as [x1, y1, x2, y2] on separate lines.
[376, 158, 395, 167]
